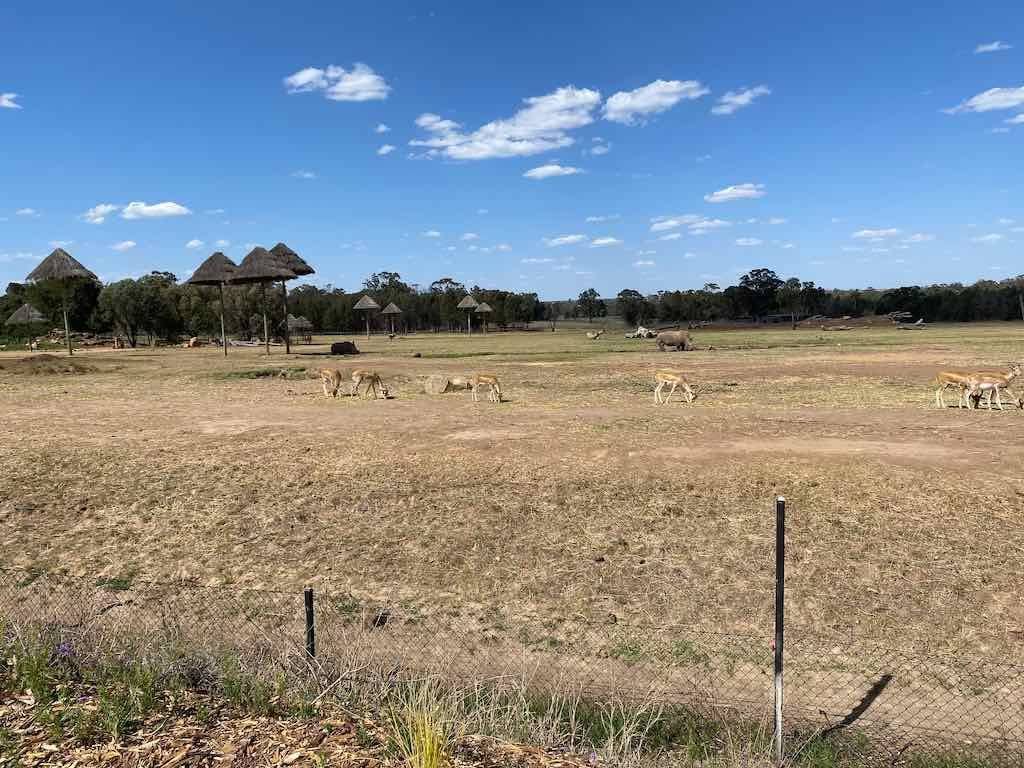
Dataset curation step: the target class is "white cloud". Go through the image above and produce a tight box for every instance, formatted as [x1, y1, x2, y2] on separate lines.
[586, 214, 619, 223]
[496, 243, 512, 252]
[590, 237, 622, 248]
[972, 233, 1004, 243]
[991, 126, 1011, 133]
[736, 237, 763, 246]
[633, 260, 656, 267]
[781, 243, 795, 249]
[446, 245, 456, 252]
[375, 123, 390, 133]
[689, 217, 731, 234]
[186, 239, 204, 249]
[48, 240, 73, 248]
[705, 183, 765, 203]
[998, 218, 1015, 225]
[15, 208, 37, 216]
[111, 240, 137, 252]
[768, 217, 787, 225]
[603, 79, 709, 125]
[650, 214, 731, 235]
[478, 208, 489, 215]
[80, 203, 118, 224]
[205, 208, 226, 215]
[411, 86, 602, 160]
[291, 170, 317, 179]
[523, 163, 583, 179]
[1011, 226, 1024, 233]
[588, 142, 611, 155]
[651, 217, 687, 232]
[543, 234, 587, 247]
[658, 233, 682, 241]
[0, 252, 37, 263]
[852, 228, 901, 239]
[696, 154, 712, 162]
[461, 232, 479, 241]
[975, 41, 1012, 54]
[521, 257, 554, 264]
[902, 233, 935, 243]
[1, 93, 22, 110]
[283, 63, 391, 102]
[945, 86, 1024, 114]
[1005, 114, 1024, 125]
[683, 251, 697, 259]
[121, 201, 191, 219]
[377, 144, 396, 156]
[215, 239, 230, 247]
[711, 85, 771, 116]
[422, 230, 441, 238]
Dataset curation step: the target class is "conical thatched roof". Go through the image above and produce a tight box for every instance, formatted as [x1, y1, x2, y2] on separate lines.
[229, 247, 296, 284]
[5, 303, 47, 326]
[474, 301, 493, 314]
[26, 248, 98, 283]
[187, 252, 238, 286]
[353, 295, 380, 311]
[269, 242, 315, 278]
[457, 295, 479, 310]
[381, 302, 402, 315]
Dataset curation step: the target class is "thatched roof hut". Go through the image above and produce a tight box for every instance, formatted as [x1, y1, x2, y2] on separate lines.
[186, 252, 237, 286]
[5, 303, 47, 326]
[457, 295, 479, 310]
[381, 302, 402, 315]
[187, 252, 238, 356]
[27, 248, 98, 283]
[286, 314, 313, 331]
[474, 301, 492, 314]
[354, 295, 380, 311]
[25, 249, 97, 356]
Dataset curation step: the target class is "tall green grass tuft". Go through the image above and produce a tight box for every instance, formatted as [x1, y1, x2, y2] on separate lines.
[386, 678, 463, 768]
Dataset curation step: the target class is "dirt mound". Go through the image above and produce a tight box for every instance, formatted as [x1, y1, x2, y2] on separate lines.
[0, 354, 97, 375]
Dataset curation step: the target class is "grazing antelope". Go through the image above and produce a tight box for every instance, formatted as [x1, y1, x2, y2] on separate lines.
[965, 365, 1023, 410]
[654, 369, 696, 405]
[469, 373, 503, 403]
[318, 368, 344, 398]
[586, 329, 605, 340]
[350, 369, 390, 399]
[934, 365, 1020, 409]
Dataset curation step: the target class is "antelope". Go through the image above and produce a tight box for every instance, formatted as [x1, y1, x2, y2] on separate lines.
[350, 369, 390, 399]
[586, 329, 605, 340]
[318, 368, 344, 398]
[654, 369, 696, 405]
[934, 365, 1020, 409]
[965, 365, 1023, 410]
[469, 373, 503, 403]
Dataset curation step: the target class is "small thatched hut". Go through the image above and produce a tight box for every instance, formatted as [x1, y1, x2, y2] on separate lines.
[229, 247, 296, 355]
[353, 295, 380, 339]
[25, 248, 98, 356]
[269, 243, 315, 353]
[186, 252, 238, 356]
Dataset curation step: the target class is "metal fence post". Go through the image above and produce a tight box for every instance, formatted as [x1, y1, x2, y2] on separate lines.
[773, 496, 786, 767]
[304, 587, 316, 658]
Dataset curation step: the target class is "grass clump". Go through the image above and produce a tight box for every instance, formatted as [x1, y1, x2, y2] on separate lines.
[386, 678, 463, 768]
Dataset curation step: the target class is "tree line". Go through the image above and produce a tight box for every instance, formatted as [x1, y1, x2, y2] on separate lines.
[3, 267, 1024, 346]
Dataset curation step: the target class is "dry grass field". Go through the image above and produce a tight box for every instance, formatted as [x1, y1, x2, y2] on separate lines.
[1, 323, 1023, 663]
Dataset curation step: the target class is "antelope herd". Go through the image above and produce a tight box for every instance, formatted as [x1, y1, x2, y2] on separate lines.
[316, 348, 1022, 413]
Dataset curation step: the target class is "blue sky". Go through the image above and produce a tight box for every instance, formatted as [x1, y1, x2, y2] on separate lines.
[1, 1, 1022, 298]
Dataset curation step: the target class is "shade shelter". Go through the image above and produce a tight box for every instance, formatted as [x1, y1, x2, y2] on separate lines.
[381, 302, 402, 336]
[186, 251, 238, 356]
[25, 248, 98, 356]
[286, 314, 314, 344]
[353, 295, 380, 339]
[269, 243, 315, 354]
[229, 247, 296, 355]
[457, 295, 479, 334]
[5, 303, 48, 349]
[475, 301, 493, 333]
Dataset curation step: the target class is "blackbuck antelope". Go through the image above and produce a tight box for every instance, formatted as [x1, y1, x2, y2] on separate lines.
[350, 369, 390, 399]
[934, 365, 1021, 409]
[318, 368, 344, 398]
[654, 369, 696, 405]
[965, 364, 1023, 410]
[469, 373, 503, 403]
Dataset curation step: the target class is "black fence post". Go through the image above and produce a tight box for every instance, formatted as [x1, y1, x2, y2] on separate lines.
[304, 587, 316, 659]
[773, 496, 786, 767]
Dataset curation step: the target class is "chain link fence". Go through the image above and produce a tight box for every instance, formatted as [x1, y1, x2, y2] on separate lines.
[0, 566, 1021, 765]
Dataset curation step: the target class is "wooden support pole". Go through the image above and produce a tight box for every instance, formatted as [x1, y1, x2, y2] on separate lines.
[281, 281, 291, 355]
[63, 301, 72, 357]
[219, 282, 228, 357]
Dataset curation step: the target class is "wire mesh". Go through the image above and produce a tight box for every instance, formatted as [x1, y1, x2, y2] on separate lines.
[0, 566, 1020, 765]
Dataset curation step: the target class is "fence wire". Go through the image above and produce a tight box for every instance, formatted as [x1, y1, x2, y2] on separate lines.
[0, 567, 1021, 765]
